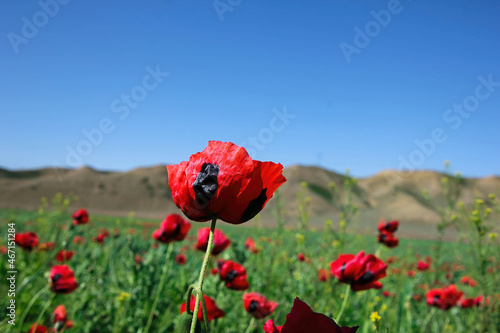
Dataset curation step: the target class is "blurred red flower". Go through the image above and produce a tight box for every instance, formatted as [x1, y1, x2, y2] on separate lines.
[219, 260, 249, 290]
[29, 323, 48, 333]
[180, 294, 224, 322]
[38, 242, 56, 252]
[152, 214, 191, 244]
[265, 298, 359, 333]
[243, 292, 278, 319]
[72, 236, 86, 245]
[330, 251, 387, 291]
[53, 305, 67, 324]
[50, 265, 78, 294]
[244, 237, 259, 254]
[460, 276, 477, 287]
[459, 297, 475, 308]
[377, 230, 398, 248]
[297, 253, 306, 262]
[417, 260, 430, 271]
[72, 209, 89, 226]
[176, 254, 187, 265]
[14, 232, 39, 251]
[167, 141, 286, 224]
[318, 268, 329, 282]
[378, 220, 399, 233]
[196, 227, 231, 255]
[407, 270, 416, 278]
[264, 319, 283, 333]
[56, 250, 75, 263]
[426, 284, 464, 310]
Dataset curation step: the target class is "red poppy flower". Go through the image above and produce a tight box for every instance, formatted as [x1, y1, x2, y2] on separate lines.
[460, 276, 477, 287]
[180, 294, 225, 322]
[474, 295, 490, 307]
[29, 323, 48, 333]
[0, 246, 6, 254]
[73, 236, 86, 245]
[53, 305, 68, 324]
[386, 256, 397, 264]
[426, 284, 464, 310]
[417, 260, 430, 271]
[196, 227, 231, 255]
[135, 254, 143, 265]
[297, 253, 306, 262]
[14, 232, 39, 251]
[330, 251, 387, 291]
[378, 220, 398, 233]
[318, 268, 329, 282]
[72, 209, 89, 226]
[56, 250, 75, 263]
[167, 141, 287, 224]
[38, 242, 56, 252]
[93, 232, 108, 244]
[377, 230, 398, 248]
[176, 254, 187, 265]
[269, 298, 359, 333]
[407, 270, 416, 278]
[244, 237, 259, 254]
[382, 290, 391, 297]
[459, 297, 475, 308]
[219, 260, 250, 290]
[243, 292, 278, 319]
[50, 265, 78, 294]
[152, 214, 191, 244]
[264, 319, 283, 333]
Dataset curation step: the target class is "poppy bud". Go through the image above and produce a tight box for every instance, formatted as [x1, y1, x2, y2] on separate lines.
[174, 312, 202, 333]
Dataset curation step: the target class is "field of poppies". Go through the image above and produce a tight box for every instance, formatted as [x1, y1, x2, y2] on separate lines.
[1, 141, 499, 333]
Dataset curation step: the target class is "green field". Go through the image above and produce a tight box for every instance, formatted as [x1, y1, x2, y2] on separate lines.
[0, 199, 499, 332]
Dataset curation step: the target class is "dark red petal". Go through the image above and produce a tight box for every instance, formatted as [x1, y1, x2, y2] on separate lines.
[281, 298, 357, 333]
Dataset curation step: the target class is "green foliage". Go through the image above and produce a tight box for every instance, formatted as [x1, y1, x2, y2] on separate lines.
[0, 192, 498, 332]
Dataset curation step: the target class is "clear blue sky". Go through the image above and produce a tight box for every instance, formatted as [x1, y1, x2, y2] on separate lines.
[1, 0, 499, 177]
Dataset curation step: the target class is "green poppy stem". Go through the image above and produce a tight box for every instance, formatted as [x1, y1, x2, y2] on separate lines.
[335, 284, 351, 323]
[244, 317, 256, 333]
[190, 217, 218, 333]
[144, 241, 174, 333]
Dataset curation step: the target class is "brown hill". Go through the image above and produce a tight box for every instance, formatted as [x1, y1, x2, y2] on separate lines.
[1, 165, 498, 239]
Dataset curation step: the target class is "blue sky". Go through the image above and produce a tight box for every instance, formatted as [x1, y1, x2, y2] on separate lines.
[1, 0, 499, 177]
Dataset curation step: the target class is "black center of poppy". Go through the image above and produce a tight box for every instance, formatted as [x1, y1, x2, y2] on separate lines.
[380, 234, 387, 242]
[225, 270, 238, 282]
[193, 163, 219, 208]
[52, 273, 62, 282]
[341, 262, 347, 275]
[249, 300, 259, 312]
[357, 271, 375, 284]
[240, 189, 268, 222]
[171, 223, 182, 237]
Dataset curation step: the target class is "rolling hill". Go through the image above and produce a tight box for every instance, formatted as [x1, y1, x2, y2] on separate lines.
[1, 165, 498, 239]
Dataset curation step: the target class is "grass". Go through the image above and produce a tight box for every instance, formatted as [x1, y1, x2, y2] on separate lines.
[0, 203, 498, 332]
